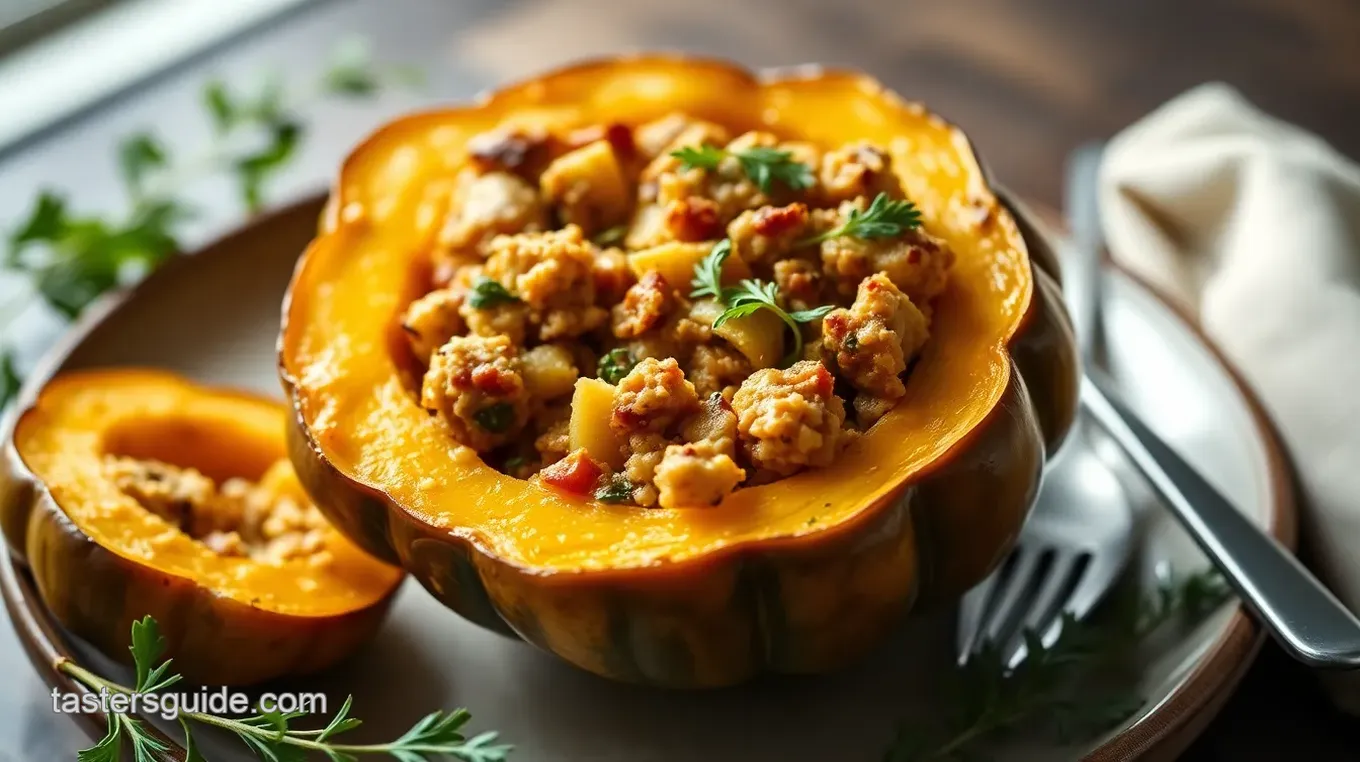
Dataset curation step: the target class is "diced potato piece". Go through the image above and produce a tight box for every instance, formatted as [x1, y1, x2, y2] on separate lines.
[689, 299, 784, 370]
[627, 242, 751, 292]
[569, 378, 626, 469]
[522, 345, 579, 400]
[539, 140, 630, 233]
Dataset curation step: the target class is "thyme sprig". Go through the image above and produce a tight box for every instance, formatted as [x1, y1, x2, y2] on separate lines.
[670, 144, 814, 194]
[0, 38, 417, 409]
[65, 616, 512, 762]
[884, 568, 1231, 762]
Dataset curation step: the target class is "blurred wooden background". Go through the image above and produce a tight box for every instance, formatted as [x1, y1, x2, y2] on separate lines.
[454, 0, 1360, 207]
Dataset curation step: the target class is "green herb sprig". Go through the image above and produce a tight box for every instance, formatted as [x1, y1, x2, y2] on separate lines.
[803, 192, 922, 245]
[885, 568, 1231, 762]
[689, 240, 832, 366]
[0, 38, 418, 409]
[594, 474, 636, 503]
[467, 277, 521, 310]
[597, 347, 636, 385]
[64, 616, 511, 762]
[671, 144, 814, 194]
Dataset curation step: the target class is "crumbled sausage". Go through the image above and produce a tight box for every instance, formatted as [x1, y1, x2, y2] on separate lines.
[106, 457, 329, 564]
[727, 202, 811, 266]
[653, 440, 746, 508]
[822, 274, 930, 426]
[772, 258, 823, 312]
[439, 170, 548, 255]
[663, 196, 723, 242]
[624, 433, 670, 506]
[611, 356, 700, 436]
[680, 393, 739, 456]
[731, 361, 846, 477]
[402, 288, 466, 363]
[421, 334, 532, 452]
[819, 142, 905, 206]
[482, 226, 608, 340]
[685, 343, 750, 400]
[534, 416, 571, 465]
[105, 456, 215, 530]
[612, 271, 673, 339]
[817, 200, 955, 302]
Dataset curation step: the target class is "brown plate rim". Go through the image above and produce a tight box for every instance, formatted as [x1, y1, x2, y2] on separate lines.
[0, 194, 1296, 761]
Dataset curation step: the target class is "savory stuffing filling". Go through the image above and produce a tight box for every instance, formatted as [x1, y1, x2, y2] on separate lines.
[403, 114, 956, 507]
[104, 456, 332, 565]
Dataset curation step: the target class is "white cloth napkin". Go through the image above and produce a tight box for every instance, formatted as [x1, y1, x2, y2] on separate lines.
[1100, 83, 1360, 711]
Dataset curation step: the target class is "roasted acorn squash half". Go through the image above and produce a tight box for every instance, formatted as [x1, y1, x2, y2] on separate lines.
[0, 371, 403, 686]
[280, 56, 1077, 687]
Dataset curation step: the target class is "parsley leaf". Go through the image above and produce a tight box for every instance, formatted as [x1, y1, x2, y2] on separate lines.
[467, 276, 521, 309]
[593, 225, 627, 247]
[597, 347, 636, 385]
[804, 192, 922, 244]
[235, 120, 302, 213]
[118, 134, 169, 198]
[130, 615, 181, 693]
[671, 143, 814, 193]
[76, 716, 122, 762]
[474, 402, 516, 433]
[715, 278, 831, 366]
[689, 239, 733, 301]
[594, 474, 635, 503]
[0, 352, 20, 409]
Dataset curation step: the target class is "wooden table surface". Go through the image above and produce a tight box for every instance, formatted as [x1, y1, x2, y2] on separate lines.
[5, 0, 1360, 758]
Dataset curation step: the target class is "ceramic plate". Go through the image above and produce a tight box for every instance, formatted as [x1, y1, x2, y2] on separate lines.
[0, 196, 1293, 761]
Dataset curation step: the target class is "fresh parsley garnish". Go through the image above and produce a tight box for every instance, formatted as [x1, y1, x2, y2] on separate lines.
[885, 568, 1231, 761]
[593, 225, 627, 247]
[474, 402, 517, 433]
[803, 192, 922, 245]
[597, 347, 636, 385]
[1, 350, 23, 410]
[689, 239, 732, 301]
[63, 615, 511, 762]
[1, 38, 416, 405]
[715, 279, 833, 366]
[467, 276, 521, 309]
[671, 143, 815, 194]
[594, 474, 635, 503]
[689, 238, 833, 366]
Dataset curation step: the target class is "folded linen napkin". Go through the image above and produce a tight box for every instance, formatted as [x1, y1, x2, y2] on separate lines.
[1099, 83, 1360, 711]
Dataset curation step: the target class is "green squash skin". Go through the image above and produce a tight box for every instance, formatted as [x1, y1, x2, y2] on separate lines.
[281, 235, 1075, 687]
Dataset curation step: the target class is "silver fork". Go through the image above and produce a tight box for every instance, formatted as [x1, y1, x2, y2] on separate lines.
[956, 144, 1134, 666]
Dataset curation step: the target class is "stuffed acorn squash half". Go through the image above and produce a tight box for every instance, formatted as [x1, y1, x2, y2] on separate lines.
[1, 371, 404, 685]
[280, 56, 1077, 687]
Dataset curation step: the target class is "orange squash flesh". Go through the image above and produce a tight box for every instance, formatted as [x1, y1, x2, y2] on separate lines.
[2, 370, 403, 685]
[281, 56, 1078, 686]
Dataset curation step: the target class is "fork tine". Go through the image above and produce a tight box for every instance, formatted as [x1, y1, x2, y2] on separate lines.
[956, 561, 1004, 662]
[1003, 550, 1086, 666]
[966, 548, 1043, 658]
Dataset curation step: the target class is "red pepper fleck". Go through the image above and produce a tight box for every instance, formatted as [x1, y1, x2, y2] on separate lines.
[471, 364, 515, 395]
[540, 449, 604, 496]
